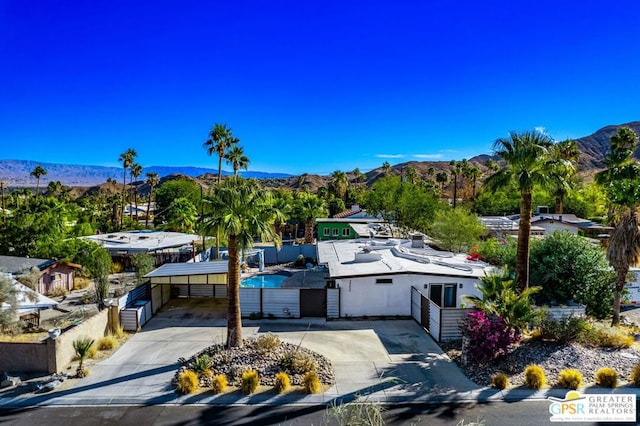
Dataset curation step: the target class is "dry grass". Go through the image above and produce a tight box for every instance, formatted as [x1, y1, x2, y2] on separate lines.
[0, 332, 48, 342]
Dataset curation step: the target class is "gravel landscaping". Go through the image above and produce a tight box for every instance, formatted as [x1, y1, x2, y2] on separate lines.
[443, 339, 640, 388]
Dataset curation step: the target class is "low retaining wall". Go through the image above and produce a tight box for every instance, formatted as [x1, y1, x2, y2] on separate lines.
[0, 308, 110, 374]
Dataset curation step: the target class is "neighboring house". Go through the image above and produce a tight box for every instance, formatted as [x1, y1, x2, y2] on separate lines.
[0, 255, 80, 295]
[510, 213, 613, 239]
[0, 274, 58, 326]
[83, 230, 203, 269]
[316, 234, 495, 341]
[479, 216, 545, 238]
[316, 218, 389, 241]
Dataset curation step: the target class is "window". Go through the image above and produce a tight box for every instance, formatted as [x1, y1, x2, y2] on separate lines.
[428, 283, 457, 307]
[323, 227, 330, 237]
[342, 228, 350, 237]
[332, 228, 339, 236]
[376, 278, 393, 284]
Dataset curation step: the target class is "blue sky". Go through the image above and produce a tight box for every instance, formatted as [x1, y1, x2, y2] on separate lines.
[2, 1, 640, 176]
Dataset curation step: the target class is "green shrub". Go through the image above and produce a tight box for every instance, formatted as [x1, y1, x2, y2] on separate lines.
[280, 350, 317, 374]
[255, 333, 281, 353]
[212, 374, 227, 394]
[538, 316, 591, 343]
[595, 368, 618, 388]
[557, 369, 583, 390]
[274, 372, 291, 394]
[491, 372, 509, 390]
[629, 363, 640, 387]
[524, 365, 546, 390]
[303, 371, 321, 394]
[97, 336, 118, 350]
[192, 354, 213, 376]
[176, 370, 199, 394]
[241, 370, 259, 394]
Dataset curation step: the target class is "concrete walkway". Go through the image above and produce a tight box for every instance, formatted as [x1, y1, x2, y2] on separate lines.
[2, 317, 639, 408]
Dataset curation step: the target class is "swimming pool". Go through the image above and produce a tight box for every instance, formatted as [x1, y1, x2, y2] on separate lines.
[240, 274, 288, 288]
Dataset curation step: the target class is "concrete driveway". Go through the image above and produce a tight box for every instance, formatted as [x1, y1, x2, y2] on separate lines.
[2, 316, 480, 407]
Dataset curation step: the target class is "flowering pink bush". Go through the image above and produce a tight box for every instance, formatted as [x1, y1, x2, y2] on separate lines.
[461, 310, 519, 365]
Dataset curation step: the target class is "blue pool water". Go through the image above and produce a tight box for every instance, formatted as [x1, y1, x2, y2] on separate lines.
[240, 274, 288, 288]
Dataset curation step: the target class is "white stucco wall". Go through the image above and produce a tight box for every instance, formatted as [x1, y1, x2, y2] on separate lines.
[336, 273, 483, 317]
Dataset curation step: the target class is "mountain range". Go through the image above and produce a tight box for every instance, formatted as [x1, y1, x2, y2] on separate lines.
[1, 121, 639, 188]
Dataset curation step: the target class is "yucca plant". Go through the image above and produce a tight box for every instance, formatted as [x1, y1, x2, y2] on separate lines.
[73, 336, 95, 377]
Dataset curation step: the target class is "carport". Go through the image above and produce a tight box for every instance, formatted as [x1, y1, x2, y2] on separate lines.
[144, 261, 228, 314]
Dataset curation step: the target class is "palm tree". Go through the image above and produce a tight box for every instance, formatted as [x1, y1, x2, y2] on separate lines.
[30, 165, 47, 197]
[435, 171, 449, 194]
[483, 130, 564, 291]
[145, 172, 159, 228]
[550, 140, 580, 214]
[595, 127, 640, 325]
[330, 170, 349, 201]
[118, 148, 137, 228]
[73, 336, 95, 377]
[449, 160, 464, 208]
[0, 180, 6, 226]
[485, 158, 499, 172]
[352, 168, 364, 186]
[129, 163, 142, 220]
[202, 177, 281, 347]
[405, 166, 418, 184]
[294, 193, 327, 244]
[465, 165, 482, 201]
[381, 161, 392, 176]
[225, 145, 250, 176]
[204, 123, 236, 184]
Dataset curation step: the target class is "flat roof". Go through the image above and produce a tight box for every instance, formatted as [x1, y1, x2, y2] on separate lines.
[316, 218, 384, 223]
[145, 261, 229, 278]
[317, 239, 495, 279]
[83, 230, 201, 253]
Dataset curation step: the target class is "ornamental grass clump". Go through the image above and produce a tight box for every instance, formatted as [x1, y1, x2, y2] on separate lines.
[274, 372, 291, 394]
[255, 333, 281, 354]
[241, 370, 259, 394]
[97, 335, 118, 350]
[303, 371, 321, 394]
[491, 372, 509, 390]
[557, 369, 583, 390]
[280, 350, 317, 374]
[460, 311, 519, 365]
[524, 365, 546, 390]
[629, 363, 640, 387]
[211, 374, 227, 394]
[595, 367, 618, 388]
[176, 370, 199, 394]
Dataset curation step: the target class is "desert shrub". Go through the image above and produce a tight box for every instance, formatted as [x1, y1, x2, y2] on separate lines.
[460, 311, 519, 365]
[87, 345, 98, 359]
[538, 316, 591, 343]
[73, 277, 90, 290]
[111, 262, 124, 274]
[211, 374, 227, 394]
[557, 369, 583, 390]
[595, 368, 618, 388]
[524, 365, 546, 390]
[274, 372, 291, 394]
[46, 287, 68, 298]
[176, 370, 199, 394]
[248, 312, 263, 320]
[241, 370, 259, 394]
[112, 325, 126, 339]
[280, 350, 317, 374]
[255, 333, 281, 353]
[325, 400, 386, 426]
[192, 354, 213, 376]
[97, 336, 118, 350]
[303, 371, 321, 394]
[591, 327, 634, 349]
[491, 372, 509, 390]
[630, 363, 640, 387]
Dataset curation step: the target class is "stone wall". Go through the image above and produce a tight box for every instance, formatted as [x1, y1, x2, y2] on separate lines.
[51, 308, 109, 373]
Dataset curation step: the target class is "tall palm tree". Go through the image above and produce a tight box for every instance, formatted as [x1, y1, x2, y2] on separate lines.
[484, 130, 565, 290]
[435, 171, 449, 194]
[294, 193, 327, 244]
[204, 123, 236, 184]
[405, 166, 418, 184]
[595, 127, 640, 325]
[145, 172, 159, 228]
[381, 161, 392, 176]
[224, 145, 250, 176]
[129, 163, 142, 221]
[465, 165, 482, 201]
[118, 148, 137, 228]
[550, 139, 580, 214]
[330, 170, 349, 201]
[449, 160, 464, 208]
[202, 177, 281, 347]
[30, 165, 47, 197]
